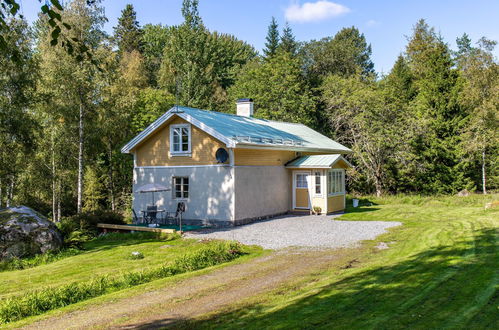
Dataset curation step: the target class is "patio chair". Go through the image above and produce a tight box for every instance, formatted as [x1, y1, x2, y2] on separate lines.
[132, 209, 140, 224]
[146, 205, 157, 224]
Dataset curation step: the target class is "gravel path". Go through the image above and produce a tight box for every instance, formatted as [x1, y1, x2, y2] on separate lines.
[185, 214, 401, 250]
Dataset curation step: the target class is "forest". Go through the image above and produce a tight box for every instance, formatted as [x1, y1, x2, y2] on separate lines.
[1, 0, 498, 220]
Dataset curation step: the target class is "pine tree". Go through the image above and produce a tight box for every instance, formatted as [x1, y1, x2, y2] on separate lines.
[280, 22, 297, 55]
[263, 17, 279, 58]
[113, 4, 143, 53]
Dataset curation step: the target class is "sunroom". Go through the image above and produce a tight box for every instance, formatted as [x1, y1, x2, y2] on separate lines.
[285, 154, 352, 214]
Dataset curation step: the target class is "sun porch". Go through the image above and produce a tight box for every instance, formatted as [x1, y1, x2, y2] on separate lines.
[285, 154, 352, 214]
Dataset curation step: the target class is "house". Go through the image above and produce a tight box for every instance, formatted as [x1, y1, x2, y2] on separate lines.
[121, 99, 352, 226]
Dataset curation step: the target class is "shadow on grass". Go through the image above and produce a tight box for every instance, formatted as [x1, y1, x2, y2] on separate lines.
[344, 207, 381, 214]
[128, 229, 497, 329]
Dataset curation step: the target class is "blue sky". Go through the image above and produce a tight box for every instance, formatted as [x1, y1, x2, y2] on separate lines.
[20, 0, 499, 73]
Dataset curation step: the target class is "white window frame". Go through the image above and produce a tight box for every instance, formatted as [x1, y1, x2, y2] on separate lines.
[327, 169, 345, 196]
[313, 171, 322, 197]
[172, 176, 189, 200]
[170, 124, 191, 156]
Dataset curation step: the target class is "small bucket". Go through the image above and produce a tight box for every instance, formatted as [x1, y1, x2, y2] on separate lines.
[352, 199, 359, 208]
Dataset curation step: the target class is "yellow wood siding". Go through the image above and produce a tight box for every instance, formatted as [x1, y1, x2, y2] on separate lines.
[332, 159, 350, 169]
[234, 149, 297, 166]
[328, 195, 345, 212]
[134, 116, 226, 166]
[311, 196, 326, 213]
[295, 188, 309, 208]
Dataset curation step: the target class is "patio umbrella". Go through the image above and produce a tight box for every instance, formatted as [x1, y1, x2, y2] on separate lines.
[135, 183, 170, 205]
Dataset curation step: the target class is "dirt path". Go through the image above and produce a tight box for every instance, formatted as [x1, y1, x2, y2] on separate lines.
[22, 248, 347, 330]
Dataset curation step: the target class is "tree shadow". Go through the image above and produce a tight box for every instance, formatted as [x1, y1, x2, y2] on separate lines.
[344, 207, 381, 214]
[133, 228, 497, 329]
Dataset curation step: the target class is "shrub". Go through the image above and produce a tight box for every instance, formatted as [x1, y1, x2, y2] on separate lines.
[58, 210, 125, 242]
[0, 241, 243, 324]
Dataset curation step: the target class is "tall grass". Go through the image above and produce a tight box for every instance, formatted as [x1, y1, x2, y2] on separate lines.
[347, 193, 498, 208]
[0, 241, 243, 324]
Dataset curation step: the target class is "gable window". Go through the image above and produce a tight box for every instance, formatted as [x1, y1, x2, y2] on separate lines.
[170, 124, 191, 155]
[173, 177, 189, 199]
[314, 171, 321, 195]
[327, 170, 344, 196]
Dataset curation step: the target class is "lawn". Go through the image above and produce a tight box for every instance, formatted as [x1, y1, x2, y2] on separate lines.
[185, 194, 498, 329]
[0, 233, 261, 300]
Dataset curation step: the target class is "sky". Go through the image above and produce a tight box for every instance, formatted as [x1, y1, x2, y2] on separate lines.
[19, 0, 499, 74]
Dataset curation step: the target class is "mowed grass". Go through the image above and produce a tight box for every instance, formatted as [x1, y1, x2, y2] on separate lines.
[0, 233, 254, 300]
[186, 194, 499, 329]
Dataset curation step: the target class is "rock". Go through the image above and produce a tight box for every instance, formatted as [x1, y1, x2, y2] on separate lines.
[0, 206, 63, 261]
[457, 189, 470, 197]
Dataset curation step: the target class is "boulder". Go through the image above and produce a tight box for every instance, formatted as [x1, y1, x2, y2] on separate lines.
[457, 189, 470, 197]
[0, 206, 63, 261]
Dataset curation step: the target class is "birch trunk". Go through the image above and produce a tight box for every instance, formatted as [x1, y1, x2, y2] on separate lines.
[52, 133, 57, 222]
[482, 149, 487, 195]
[57, 179, 62, 222]
[77, 101, 85, 213]
[108, 145, 115, 211]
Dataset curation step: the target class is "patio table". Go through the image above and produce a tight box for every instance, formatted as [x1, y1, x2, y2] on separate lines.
[141, 209, 166, 223]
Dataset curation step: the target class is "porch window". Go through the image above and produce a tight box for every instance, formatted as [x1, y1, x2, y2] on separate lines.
[314, 171, 321, 195]
[173, 177, 189, 199]
[170, 124, 191, 154]
[327, 170, 344, 195]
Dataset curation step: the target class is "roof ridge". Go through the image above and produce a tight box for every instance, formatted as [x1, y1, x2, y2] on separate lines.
[179, 105, 309, 127]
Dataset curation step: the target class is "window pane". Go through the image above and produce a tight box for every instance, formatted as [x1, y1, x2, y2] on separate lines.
[175, 191, 182, 198]
[183, 191, 189, 198]
[182, 142, 189, 151]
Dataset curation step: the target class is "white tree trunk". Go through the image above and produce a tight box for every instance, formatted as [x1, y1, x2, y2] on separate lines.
[52, 134, 57, 222]
[57, 180, 62, 221]
[482, 150, 487, 195]
[108, 145, 115, 211]
[77, 102, 85, 213]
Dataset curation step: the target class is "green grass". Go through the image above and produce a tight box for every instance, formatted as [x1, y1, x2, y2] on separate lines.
[186, 194, 499, 329]
[0, 240, 246, 324]
[0, 232, 259, 300]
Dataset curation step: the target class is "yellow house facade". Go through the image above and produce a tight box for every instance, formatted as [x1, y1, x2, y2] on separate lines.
[122, 99, 353, 226]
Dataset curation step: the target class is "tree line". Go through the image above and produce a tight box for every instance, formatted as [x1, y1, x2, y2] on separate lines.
[0, 0, 497, 220]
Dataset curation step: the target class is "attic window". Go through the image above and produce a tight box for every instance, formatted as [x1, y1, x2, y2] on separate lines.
[170, 124, 191, 155]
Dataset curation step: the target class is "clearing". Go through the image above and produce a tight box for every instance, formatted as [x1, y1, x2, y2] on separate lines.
[3, 194, 498, 329]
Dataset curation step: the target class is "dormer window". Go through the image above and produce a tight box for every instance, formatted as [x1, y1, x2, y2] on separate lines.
[170, 124, 191, 155]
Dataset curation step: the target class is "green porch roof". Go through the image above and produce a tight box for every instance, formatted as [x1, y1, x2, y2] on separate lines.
[285, 154, 353, 168]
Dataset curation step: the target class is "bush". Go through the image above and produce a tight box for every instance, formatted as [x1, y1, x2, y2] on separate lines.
[0, 241, 243, 324]
[58, 210, 125, 242]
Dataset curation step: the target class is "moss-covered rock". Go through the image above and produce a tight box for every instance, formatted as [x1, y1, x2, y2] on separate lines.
[0, 206, 63, 261]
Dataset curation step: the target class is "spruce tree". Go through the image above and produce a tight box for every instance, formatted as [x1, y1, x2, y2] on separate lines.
[263, 17, 279, 58]
[405, 19, 465, 193]
[114, 4, 143, 53]
[280, 22, 297, 55]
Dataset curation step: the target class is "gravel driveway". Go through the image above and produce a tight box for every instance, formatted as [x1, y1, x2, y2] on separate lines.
[185, 214, 401, 250]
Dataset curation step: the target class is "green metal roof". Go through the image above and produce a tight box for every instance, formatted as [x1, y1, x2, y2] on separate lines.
[285, 154, 352, 168]
[122, 106, 352, 154]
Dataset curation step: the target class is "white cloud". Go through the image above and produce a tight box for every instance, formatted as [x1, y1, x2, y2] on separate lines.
[285, 1, 350, 23]
[366, 19, 380, 27]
